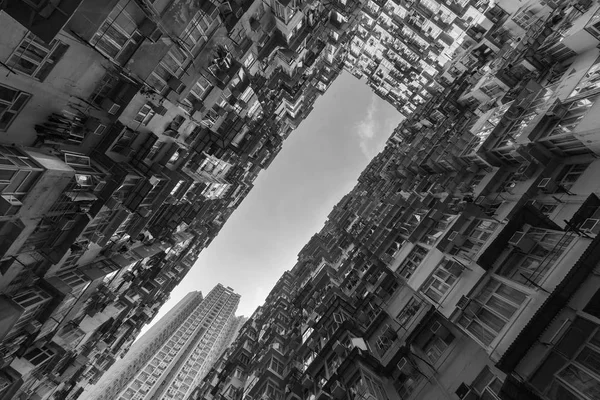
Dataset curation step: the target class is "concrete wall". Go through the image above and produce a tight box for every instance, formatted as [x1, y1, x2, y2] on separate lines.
[0, 297, 23, 342]
[562, 5, 600, 54]
[0, 16, 112, 146]
[2, 150, 75, 259]
[412, 335, 500, 400]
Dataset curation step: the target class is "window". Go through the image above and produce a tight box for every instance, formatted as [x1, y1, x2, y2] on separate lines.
[423, 334, 454, 363]
[8, 33, 69, 80]
[458, 278, 528, 346]
[0, 146, 43, 198]
[243, 52, 256, 68]
[375, 325, 397, 355]
[360, 371, 388, 400]
[134, 104, 155, 125]
[556, 163, 589, 190]
[468, 220, 499, 245]
[201, 109, 219, 128]
[498, 228, 574, 286]
[269, 357, 284, 375]
[570, 58, 600, 98]
[531, 317, 600, 400]
[397, 245, 428, 279]
[180, 9, 219, 50]
[24, 346, 55, 367]
[57, 269, 90, 290]
[91, 1, 143, 65]
[421, 259, 463, 303]
[0, 84, 31, 131]
[147, 48, 188, 93]
[396, 297, 422, 328]
[184, 77, 212, 107]
[470, 367, 504, 399]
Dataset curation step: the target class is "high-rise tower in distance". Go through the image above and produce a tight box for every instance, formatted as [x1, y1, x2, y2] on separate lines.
[83, 284, 241, 400]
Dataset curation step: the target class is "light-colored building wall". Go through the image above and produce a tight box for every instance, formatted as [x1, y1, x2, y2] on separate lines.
[0, 16, 111, 146]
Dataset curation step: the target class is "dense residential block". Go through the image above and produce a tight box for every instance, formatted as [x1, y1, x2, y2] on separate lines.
[0, 0, 598, 400]
[188, 4, 600, 400]
[83, 285, 243, 400]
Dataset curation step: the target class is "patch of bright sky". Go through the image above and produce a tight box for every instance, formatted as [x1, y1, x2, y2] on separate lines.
[140, 72, 403, 334]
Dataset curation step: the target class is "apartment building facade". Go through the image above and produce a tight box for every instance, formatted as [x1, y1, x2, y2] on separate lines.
[83, 284, 241, 400]
[0, 0, 377, 396]
[189, 4, 600, 400]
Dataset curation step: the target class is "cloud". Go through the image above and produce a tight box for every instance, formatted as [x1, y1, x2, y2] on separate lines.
[356, 96, 379, 158]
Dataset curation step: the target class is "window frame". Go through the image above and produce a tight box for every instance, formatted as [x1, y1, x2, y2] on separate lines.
[8, 32, 69, 81]
[0, 84, 31, 132]
[458, 277, 529, 347]
[91, 2, 143, 65]
[397, 245, 428, 279]
[420, 259, 463, 303]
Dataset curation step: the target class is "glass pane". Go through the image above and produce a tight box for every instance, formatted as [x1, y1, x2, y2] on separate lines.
[576, 347, 600, 375]
[105, 24, 128, 46]
[96, 37, 121, 58]
[547, 381, 581, 400]
[478, 308, 506, 334]
[10, 54, 38, 75]
[0, 169, 15, 182]
[467, 320, 495, 345]
[558, 364, 600, 399]
[496, 283, 527, 305]
[486, 296, 518, 319]
[0, 86, 17, 103]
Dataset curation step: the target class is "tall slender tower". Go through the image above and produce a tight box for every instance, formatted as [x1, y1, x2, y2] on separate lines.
[84, 284, 241, 400]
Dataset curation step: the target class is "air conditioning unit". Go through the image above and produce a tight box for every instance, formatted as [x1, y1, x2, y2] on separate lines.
[430, 321, 442, 334]
[508, 231, 536, 253]
[100, 98, 121, 115]
[537, 177, 558, 193]
[167, 76, 185, 93]
[58, 218, 76, 231]
[0, 194, 22, 216]
[580, 218, 600, 235]
[85, 118, 107, 135]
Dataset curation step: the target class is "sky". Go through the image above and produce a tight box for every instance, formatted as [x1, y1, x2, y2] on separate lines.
[141, 72, 403, 334]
